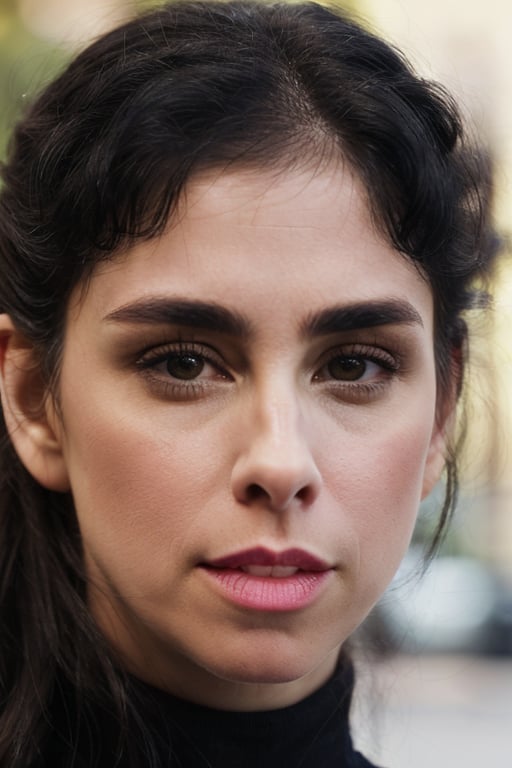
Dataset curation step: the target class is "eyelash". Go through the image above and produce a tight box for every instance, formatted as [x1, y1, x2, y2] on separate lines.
[312, 344, 399, 401]
[135, 341, 400, 401]
[136, 342, 231, 400]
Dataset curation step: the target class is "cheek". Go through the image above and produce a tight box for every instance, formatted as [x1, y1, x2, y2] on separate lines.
[61, 401, 223, 584]
[324, 413, 435, 592]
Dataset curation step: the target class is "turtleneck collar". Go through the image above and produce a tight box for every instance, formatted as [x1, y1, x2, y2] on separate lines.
[125, 657, 380, 768]
[43, 657, 381, 768]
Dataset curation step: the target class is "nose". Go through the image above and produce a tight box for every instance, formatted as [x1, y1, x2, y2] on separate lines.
[230, 387, 322, 512]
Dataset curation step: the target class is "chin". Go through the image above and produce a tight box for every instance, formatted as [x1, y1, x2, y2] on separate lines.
[220, 662, 307, 686]
[205, 634, 340, 688]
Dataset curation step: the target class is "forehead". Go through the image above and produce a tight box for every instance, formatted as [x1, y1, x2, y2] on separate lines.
[68, 164, 433, 332]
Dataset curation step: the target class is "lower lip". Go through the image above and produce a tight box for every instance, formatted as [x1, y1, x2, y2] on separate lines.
[201, 567, 332, 612]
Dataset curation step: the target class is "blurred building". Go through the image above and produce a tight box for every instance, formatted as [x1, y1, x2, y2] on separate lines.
[17, 0, 135, 47]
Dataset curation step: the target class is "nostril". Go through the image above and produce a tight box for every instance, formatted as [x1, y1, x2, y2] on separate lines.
[245, 483, 268, 503]
[242, 479, 316, 509]
[296, 485, 312, 503]
[232, 452, 322, 511]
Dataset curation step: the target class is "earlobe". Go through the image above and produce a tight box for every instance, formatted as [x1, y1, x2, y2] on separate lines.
[421, 425, 448, 500]
[421, 377, 458, 500]
[0, 314, 70, 492]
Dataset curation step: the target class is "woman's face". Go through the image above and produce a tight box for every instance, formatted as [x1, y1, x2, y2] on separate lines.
[53, 163, 445, 710]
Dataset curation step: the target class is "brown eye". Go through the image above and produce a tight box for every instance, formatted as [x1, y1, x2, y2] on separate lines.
[327, 356, 367, 381]
[166, 354, 205, 380]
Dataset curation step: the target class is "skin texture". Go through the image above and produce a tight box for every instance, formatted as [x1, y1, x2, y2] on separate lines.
[0, 163, 448, 711]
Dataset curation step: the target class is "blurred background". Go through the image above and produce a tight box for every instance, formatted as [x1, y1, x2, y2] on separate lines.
[0, 0, 511, 765]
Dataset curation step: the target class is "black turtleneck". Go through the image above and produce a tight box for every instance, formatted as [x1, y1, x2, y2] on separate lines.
[41, 661, 382, 768]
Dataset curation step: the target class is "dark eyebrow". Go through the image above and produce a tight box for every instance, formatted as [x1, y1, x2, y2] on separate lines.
[302, 300, 424, 337]
[105, 297, 423, 339]
[104, 298, 252, 338]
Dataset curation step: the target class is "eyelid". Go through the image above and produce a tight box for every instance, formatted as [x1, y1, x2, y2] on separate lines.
[136, 341, 227, 370]
[312, 343, 399, 378]
[134, 341, 235, 401]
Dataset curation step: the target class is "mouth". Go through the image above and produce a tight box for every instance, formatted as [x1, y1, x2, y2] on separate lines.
[204, 546, 331, 574]
[233, 564, 301, 578]
[200, 547, 333, 612]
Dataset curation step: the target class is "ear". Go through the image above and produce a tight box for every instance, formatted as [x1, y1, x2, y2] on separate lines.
[421, 422, 449, 500]
[0, 314, 70, 492]
[421, 364, 459, 500]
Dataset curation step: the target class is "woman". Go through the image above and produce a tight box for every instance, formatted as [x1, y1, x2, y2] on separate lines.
[0, 1, 496, 766]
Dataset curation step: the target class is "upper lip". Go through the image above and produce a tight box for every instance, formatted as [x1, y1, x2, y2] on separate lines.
[205, 547, 331, 571]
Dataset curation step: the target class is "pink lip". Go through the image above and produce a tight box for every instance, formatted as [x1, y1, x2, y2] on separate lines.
[200, 547, 333, 612]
